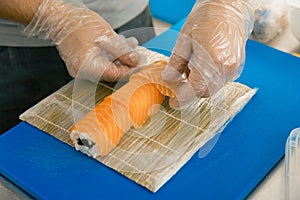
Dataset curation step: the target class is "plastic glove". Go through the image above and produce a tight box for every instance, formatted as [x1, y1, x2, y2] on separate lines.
[24, 0, 139, 82]
[162, 0, 255, 109]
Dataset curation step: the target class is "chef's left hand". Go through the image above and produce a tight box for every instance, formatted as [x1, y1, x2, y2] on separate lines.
[162, 0, 255, 109]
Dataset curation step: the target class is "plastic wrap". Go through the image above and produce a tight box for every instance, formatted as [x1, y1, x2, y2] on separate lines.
[285, 128, 300, 199]
[20, 47, 256, 192]
[251, 0, 289, 43]
[289, 0, 300, 41]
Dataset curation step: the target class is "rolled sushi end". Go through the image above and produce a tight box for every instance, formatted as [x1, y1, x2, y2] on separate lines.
[70, 130, 100, 158]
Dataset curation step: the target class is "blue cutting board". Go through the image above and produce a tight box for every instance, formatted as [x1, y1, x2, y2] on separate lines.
[1, 19, 300, 199]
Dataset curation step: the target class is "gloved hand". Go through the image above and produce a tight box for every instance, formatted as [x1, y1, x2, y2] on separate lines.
[24, 0, 139, 82]
[162, 0, 255, 109]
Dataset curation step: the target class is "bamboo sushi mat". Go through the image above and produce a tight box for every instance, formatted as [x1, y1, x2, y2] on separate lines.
[20, 48, 256, 192]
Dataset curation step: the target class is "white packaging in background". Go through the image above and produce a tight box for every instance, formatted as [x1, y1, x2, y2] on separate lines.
[289, 0, 300, 41]
[251, 0, 289, 43]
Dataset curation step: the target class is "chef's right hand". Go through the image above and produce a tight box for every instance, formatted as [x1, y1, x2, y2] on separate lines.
[24, 0, 139, 82]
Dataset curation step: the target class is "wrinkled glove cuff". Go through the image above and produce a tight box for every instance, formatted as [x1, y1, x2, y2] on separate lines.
[23, 0, 98, 45]
[194, 0, 256, 38]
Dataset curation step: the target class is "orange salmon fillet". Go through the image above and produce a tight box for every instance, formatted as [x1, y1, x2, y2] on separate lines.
[70, 60, 176, 157]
